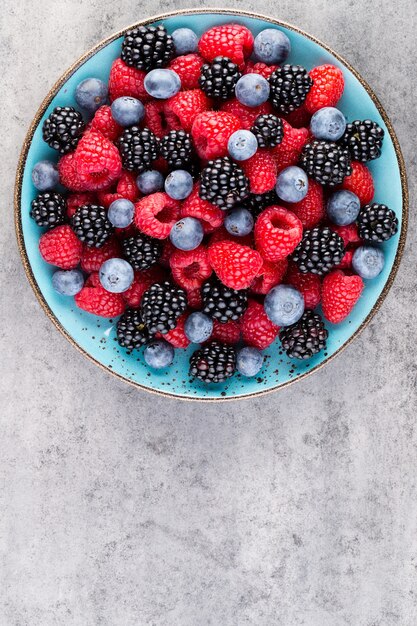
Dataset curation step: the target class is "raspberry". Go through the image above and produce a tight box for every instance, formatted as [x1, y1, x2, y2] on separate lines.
[339, 161, 375, 205]
[191, 110, 242, 160]
[186, 287, 203, 310]
[244, 61, 279, 79]
[270, 120, 309, 173]
[73, 130, 122, 191]
[198, 24, 254, 70]
[39, 225, 82, 269]
[80, 236, 121, 273]
[284, 179, 324, 228]
[305, 64, 345, 114]
[241, 150, 277, 194]
[143, 100, 179, 139]
[285, 103, 311, 128]
[210, 319, 241, 345]
[180, 183, 224, 233]
[169, 54, 204, 90]
[209, 226, 254, 249]
[286, 262, 321, 309]
[66, 192, 96, 218]
[97, 170, 138, 207]
[251, 259, 288, 295]
[157, 313, 190, 349]
[165, 89, 212, 132]
[330, 223, 361, 247]
[220, 99, 273, 130]
[134, 192, 180, 239]
[159, 238, 176, 267]
[241, 300, 279, 350]
[89, 105, 122, 141]
[75, 273, 126, 318]
[335, 248, 354, 270]
[321, 270, 364, 324]
[123, 266, 166, 307]
[170, 246, 212, 291]
[108, 58, 148, 102]
[208, 240, 263, 290]
[58, 152, 84, 192]
[255, 206, 303, 262]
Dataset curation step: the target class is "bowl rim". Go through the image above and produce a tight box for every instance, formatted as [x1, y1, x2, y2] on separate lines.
[14, 8, 409, 402]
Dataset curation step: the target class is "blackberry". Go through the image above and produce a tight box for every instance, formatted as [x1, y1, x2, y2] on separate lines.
[199, 157, 249, 210]
[42, 106, 85, 154]
[30, 192, 67, 229]
[189, 342, 236, 383]
[292, 226, 345, 275]
[121, 25, 174, 71]
[202, 277, 248, 323]
[122, 234, 163, 270]
[243, 190, 279, 217]
[71, 204, 113, 248]
[117, 308, 152, 352]
[300, 140, 352, 187]
[199, 56, 241, 100]
[279, 310, 328, 360]
[117, 126, 159, 173]
[341, 119, 384, 162]
[159, 130, 193, 169]
[141, 281, 187, 334]
[269, 65, 313, 114]
[251, 114, 284, 148]
[357, 203, 398, 242]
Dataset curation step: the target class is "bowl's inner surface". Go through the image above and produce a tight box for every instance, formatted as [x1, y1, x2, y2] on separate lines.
[18, 11, 404, 399]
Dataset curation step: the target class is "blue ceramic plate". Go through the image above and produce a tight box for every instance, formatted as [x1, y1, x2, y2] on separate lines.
[15, 9, 408, 401]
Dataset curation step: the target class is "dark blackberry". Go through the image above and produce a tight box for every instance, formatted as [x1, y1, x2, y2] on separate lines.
[300, 140, 352, 187]
[251, 114, 283, 148]
[117, 308, 152, 352]
[357, 203, 398, 242]
[159, 130, 193, 169]
[141, 281, 187, 335]
[199, 56, 241, 100]
[202, 277, 248, 323]
[269, 65, 313, 114]
[199, 157, 249, 210]
[242, 190, 279, 217]
[121, 25, 174, 71]
[30, 192, 67, 229]
[341, 119, 384, 162]
[42, 106, 85, 154]
[117, 126, 159, 173]
[122, 234, 163, 270]
[292, 226, 345, 275]
[279, 310, 328, 360]
[71, 204, 113, 248]
[189, 342, 236, 383]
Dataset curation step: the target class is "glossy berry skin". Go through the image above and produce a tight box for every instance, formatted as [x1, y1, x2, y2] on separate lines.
[254, 29, 291, 64]
[236, 346, 264, 377]
[227, 130, 258, 161]
[235, 73, 270, 107]
[224, 208, 254, 236]
[264, 284, 305, 327]
[52, 269, 84, 296]
[144, 69, 181, 99]
[32, 160, 59, 191]
[327, 190, 361, 225]
[136, 170, 164, 194]
[352, 245, 385, 279]
[276, 166, 309, 203]
[99, 258, 134, 293]
[107, 199, 135, 228]
[110, 96, 145, 126]
[144, 340, 175, 368]
[171, 28, 199, 55]
[310, 107, 346, 141]
[164, 170, 193, 200]
[170, 217, 204, 251]
[184, 312, 214, 343]
[322, 270, 364, 323]
[75, 78, 108, 114]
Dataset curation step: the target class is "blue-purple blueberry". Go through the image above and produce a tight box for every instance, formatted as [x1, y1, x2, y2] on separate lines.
[227, 130, 258, 161]
[144, 340, 174, 368]
[352, 245, 385, 279]
[327, 190, 361, 225]
[184, 312, 213, 343]
[111, 96, 145, 127]
[164, 169, 193, 200]
[144, 69, 181, 99]
[136, 170, 164, 194]
[170, 217, 204, 251]
[276, 166, 309, 203]
[99, 258, 134, 293]
[224, 208, 254, 237]
[107, 199, 135, 228]
[75, 78, 108, 114]
[31, 160, 59, 191]
[310, 107, 346, 141]
[264, 284, 305, 326]
[236, 347, 264, 377]
[52, 269, 84, 296]
[171, 28, 199, 55]
[254, 28, 291, 65]
[235, 73, 270, 107]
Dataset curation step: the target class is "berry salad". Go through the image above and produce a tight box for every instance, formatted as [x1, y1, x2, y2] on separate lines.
[31, 22, 399, 385]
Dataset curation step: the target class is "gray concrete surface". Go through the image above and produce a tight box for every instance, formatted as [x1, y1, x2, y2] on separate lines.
[1, 0, 417, 624]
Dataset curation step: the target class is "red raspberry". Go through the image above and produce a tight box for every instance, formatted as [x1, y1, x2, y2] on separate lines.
[89, 105, 122, 141]
[220, 99, 273, 129]
[322, 270, 364, 324]
[143, 100, 179, 139]
[284, 104, 311, 128]
[180, 183, 224, 233]
[339, 161, 375, 205]
[97, 170, 139, 207]
[241, 300, 279, 350]
[66, 192, 96, 218]
[286, 262, 321, 309]
[80, 236, 121, 273]
[170, 246, 212, 291]
[186, 287, 203, 310]
[75, 273, 126, 318]
[270, 121, 309, 173]
[330, 223, 361, 247]
[284, 179, 325, 228]
[73, 131, 122, 191]
[159, 238, 176, 267]
[209, 226, 254, 249]
[123, 266, 166, 307]
[39, 225, 82, 269]
[208, 240, 263, 290]
[255, 206, 303, 262]
[251, 259, 288, 295]
[156, 313, 190, 348]
[58, 152, 84, 191]
[108, 58, 148, 102]
[169, 54, 205, 90]
[335, 248, 354, 271]
[244, 61, 279, 79]
[198, 24, 254, 69]
[165, 89, 212, 132]
[241, 150, 277, 194]
[134, 192, 180, 239]
[305, 64, 345, 114]
[210, 320, 241, 345]
[191, 110, 242, 160]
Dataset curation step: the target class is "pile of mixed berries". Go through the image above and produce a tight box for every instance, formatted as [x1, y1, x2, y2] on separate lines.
[31, 22, 399, 383]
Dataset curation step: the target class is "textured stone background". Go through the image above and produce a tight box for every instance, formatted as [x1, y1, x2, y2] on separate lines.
[1, 1, 416, 624]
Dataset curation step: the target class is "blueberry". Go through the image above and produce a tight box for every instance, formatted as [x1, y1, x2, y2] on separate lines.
[164, 169, 193, 200]
[171, 28, 198, 55]
[236, 346, 264, 377]
[310, 107, 346, 141]
[52, 269, 84, 296]
[276, 166, 309, 203]
[111, 96, 145, 127]
[170, 217, 204, 251]
[184, 312, 214, 343]
[136, 170, 164, 194]
[99, 258, 134, 293]
[264, 284, 304, 326]
[144, 340, 174, 369]
[107, 199, 135, 228]
[327, 190, 361, 225]
[254, 28, 291, 65]
[235, 73, 270, 107]
[227, 130, 258, 161]
[75, 77, 108, 114]
[224, 208, 254, 236]
[31, 160, 59, 191]
[352, 245, 385, 279]
[144, 69, 181, 99]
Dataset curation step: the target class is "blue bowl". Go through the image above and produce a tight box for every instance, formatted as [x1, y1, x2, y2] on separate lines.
[15, 9, 408, 401]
